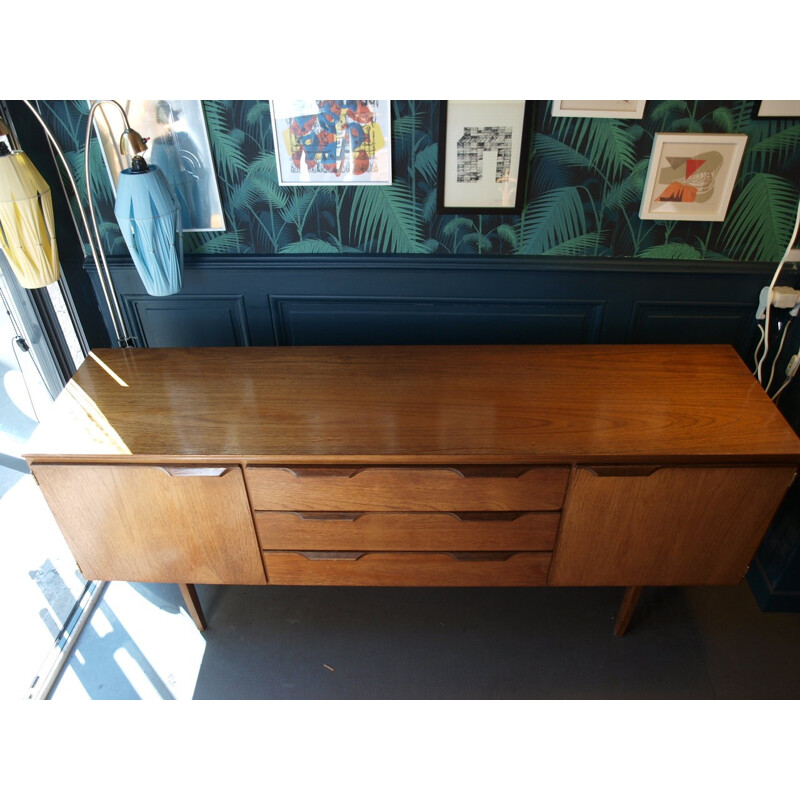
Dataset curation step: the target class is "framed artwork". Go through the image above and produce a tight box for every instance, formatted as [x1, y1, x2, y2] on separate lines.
[757, 100, 800, 118]
[91, 100, 225, 232]
[551, 100, 646, 119]
[270, 101, 392, 186]
[639, 133, 748, 222]
[437, 100, 532, 214]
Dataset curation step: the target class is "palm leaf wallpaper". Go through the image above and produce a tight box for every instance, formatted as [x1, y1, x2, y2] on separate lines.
[37, 100, 800, 262]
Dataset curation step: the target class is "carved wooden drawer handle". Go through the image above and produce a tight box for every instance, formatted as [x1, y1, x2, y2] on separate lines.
[584, 466, 663, 478]
[282, 551, 527, 562]
[284, 468, 360, 478]
[450, 512, 528, 522]
[294, 551, 365, 560]
[160, 466, 232, 478]
[279, 466, 537, 479]
[289, 512, 530, 521]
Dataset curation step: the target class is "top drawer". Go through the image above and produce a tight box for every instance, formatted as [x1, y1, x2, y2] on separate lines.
[246, 465, 570, 511]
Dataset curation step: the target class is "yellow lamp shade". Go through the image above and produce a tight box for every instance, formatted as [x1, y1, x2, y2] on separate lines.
[0, 151, 60, 288]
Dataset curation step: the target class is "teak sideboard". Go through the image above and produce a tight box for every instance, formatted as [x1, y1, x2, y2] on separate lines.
[24, 344, 800, 635]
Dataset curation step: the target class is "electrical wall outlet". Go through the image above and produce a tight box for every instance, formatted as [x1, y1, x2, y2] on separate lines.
[756, 286, 800, 319]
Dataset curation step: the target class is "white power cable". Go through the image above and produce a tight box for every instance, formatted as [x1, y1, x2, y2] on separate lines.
[753, 322, 766, 374]
[765, 319, 793, 394]
[772, 353, 799, 401]
[756, 198, 800, 384]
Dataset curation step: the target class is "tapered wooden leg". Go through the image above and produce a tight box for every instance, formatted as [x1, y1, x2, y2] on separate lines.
[178, 583, 207, 631]
[614, 586, 643, 637]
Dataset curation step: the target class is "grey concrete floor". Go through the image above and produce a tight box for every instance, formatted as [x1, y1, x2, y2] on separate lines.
[40, 578, 800, 700]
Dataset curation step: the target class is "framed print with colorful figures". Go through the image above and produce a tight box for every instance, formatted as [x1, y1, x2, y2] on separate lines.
[437, 100, 532, 214]
[639, 133, 748, 222]
[270, 101, 392, 186]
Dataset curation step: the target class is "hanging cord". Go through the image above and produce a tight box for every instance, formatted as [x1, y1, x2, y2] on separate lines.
[756, 198, 800, 384]
[771, 352, 799, 401]
[764, 318, 793, 395]
[753, 322, 766, 375]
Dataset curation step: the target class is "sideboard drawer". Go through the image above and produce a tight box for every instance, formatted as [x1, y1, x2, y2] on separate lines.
[255, 511, 560, 551]
[263, 551, 552, 586]
[246, 466, 570, 511]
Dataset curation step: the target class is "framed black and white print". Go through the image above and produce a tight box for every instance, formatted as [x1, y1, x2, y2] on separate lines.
[437, 100, 532, 214]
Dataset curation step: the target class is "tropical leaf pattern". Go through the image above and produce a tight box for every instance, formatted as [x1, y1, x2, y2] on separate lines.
[32, 100, 800, 262]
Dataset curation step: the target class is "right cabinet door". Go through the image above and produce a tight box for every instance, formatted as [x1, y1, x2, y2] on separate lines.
[549, 466, 796, 586]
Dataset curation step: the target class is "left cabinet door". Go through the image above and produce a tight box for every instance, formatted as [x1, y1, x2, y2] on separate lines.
[30, 464, 266, 585]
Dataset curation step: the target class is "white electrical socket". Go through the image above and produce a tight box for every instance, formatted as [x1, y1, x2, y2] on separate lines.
[755, 286, 800, 319]
[773, 286, 800, 310]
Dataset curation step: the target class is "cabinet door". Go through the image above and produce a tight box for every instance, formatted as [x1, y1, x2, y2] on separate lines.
[549, 466, 796, 586]
[31, 464, 266, 585]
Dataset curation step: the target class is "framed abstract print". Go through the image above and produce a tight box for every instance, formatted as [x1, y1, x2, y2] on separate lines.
[437, 100, 532, 214]
[639, 133, 748, 222]
[270, 100, 392, 186]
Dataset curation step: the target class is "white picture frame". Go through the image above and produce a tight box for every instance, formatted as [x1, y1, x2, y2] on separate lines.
[639, 133, 748, 222]
[91, 100, 225, 232]
[551, 100, 646, 119]
[270, 100, 392, 186]
[758, 100, 800, 117]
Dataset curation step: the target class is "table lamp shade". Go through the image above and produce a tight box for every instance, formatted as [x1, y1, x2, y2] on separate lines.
[114, 164, 183, 296]
[0, 151, 60, 288]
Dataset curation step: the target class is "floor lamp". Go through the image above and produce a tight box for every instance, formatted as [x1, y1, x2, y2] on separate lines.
[1, 101, 184, 699]
[0, 100, 184, 348]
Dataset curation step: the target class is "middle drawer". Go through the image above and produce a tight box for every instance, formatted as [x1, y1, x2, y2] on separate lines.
[246, 465, 570, 511]
[254, 511, 560, 551]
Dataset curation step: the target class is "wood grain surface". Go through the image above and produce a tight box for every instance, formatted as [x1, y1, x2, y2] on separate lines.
[549, 465, 797, 585]
[254, 511, 561, 551]
[30, 464, 267, 585]
[246, 466, 569, 510]
[262, 551, 552, 586]
[24, 345, 800, 464]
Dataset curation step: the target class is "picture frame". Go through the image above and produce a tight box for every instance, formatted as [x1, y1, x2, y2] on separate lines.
[551, 100, 646, 119]
[639, 132, 748, 222]
[757, 100, 800, 118]
[270, 101, 392, 186]
[437, 100, 532, 214]
[91, 100, 226, 232]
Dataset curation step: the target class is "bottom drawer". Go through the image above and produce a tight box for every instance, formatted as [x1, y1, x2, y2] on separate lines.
[263, 551, 551, 586]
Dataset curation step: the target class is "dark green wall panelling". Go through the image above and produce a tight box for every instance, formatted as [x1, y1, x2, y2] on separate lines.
[35, 100, 800, 262]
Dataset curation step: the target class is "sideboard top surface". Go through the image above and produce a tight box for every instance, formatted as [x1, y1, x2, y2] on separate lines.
[24, 344, 800, 464]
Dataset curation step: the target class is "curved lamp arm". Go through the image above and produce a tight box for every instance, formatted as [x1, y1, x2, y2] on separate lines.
[21, 100, 135, 347]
